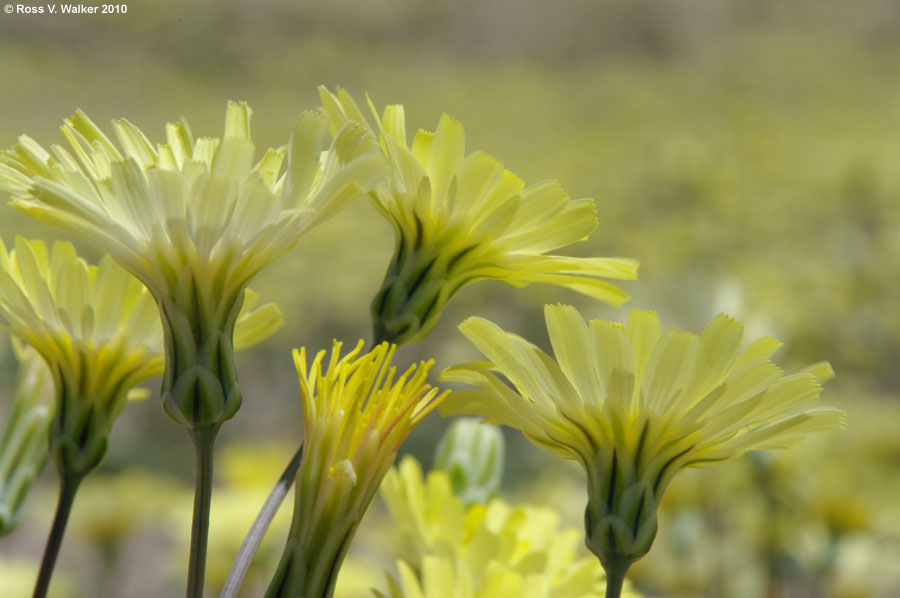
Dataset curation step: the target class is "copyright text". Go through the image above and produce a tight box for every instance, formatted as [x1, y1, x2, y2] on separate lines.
[4, 4, 128, 14]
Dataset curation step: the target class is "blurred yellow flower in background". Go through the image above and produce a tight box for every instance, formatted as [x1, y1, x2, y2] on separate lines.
[318, 87, 638, 345]
[268, 341, 447, 598]
[377, 456, 640, 598]
[441, 305, 844, 595]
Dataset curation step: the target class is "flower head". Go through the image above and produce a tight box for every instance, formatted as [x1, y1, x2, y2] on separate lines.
[0, 102, 384, 429]
[440, 305, 844, 581]
[318, 87, 638, 345]
[0, 237, 281, 475]
[0, 102, 384, 303]
[268, 341, 447, 598]
[0, 238, 162, 446]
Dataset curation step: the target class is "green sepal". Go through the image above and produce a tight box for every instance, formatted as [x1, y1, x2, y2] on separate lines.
[49, 389, 115, 479]
[158, 284, 243, 430]
[583, 451, 659, 571]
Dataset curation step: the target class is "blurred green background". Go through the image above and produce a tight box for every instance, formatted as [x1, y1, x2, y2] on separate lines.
[1, 0, 900, 595]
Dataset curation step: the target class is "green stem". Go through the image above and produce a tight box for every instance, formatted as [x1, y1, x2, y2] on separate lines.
[186, 425, 218, 598]
[603, 557, 630, 598]
[221, 442, 303, 598]
[33, 473, 83, 598]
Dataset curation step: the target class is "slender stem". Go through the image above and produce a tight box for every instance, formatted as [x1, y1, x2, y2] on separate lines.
[186, 425, 218, 598]
[603, 558, 629, 598]
[33, 473, 83, 598]
[220, 442, 303, 598]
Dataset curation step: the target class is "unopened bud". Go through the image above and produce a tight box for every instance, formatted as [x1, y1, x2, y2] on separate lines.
[434, 417, 504, 505]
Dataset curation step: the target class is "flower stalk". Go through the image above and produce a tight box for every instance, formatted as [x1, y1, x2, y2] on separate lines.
[31, 354, 138, 597]
[186, 425, 217, 598]
[220, 443, 304, 598]
[33, 470, 82, 598]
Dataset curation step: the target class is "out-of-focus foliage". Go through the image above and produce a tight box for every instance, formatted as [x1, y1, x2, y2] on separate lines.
[1, 0, 900, 596]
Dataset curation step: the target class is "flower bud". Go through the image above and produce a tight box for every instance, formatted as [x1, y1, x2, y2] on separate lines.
[433, 417, 504, 505]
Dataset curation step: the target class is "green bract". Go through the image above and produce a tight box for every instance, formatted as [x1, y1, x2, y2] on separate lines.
[318, 87, 638, 345]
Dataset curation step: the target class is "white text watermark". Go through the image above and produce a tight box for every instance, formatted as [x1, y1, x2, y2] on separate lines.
[4, 4, 128, 14]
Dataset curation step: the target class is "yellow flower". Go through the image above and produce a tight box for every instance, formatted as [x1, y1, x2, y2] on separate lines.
[268, 341, 447, 598]
[378, 456, 640, 598]
[0, 237, 281, 478]
[0, 237, 161, 476]
[440, 305, 844, 594]
[318, 87, 638, 345]
[0, 340, 52, 535]
[0, 101, 384, 429]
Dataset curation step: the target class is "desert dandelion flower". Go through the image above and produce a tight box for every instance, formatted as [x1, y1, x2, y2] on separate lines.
[0, 237, 163, 597]
[0, 237, 282, 597]
[0, 238, 162, 474]
[441, 305, 845, 597]
[266, 340, 447, 598]
[0, 237, 282, 477]
[318, 87, 638, 345]
[0, 101, 383, 596]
